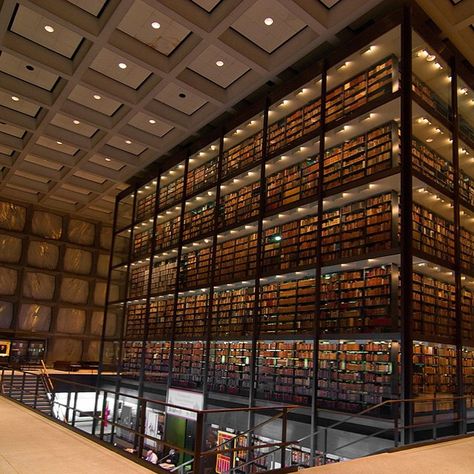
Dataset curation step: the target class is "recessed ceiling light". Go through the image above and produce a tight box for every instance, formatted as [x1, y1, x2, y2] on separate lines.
[149, 119, 156, 124]
[178, 93, 186, 98]
[125, 140, 132, 144]
[73, 120, 80, 125]
[216, 60, 224, 67]
[105, 157, 111, 162]
[11, 96, 19, 101]
[93, 94, 101, 100]
[264, 17, 273, 26]
[118, 62, 127, 69]
[151, 21, 161, 29]
[44, 25, 54, 33]
[56, 141, 62, 145]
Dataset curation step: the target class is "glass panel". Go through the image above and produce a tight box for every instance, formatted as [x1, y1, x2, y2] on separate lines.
[135, 178, 158, 223]
[325, 26, 400, 128]
[458, 77, 474, 144]
[412, 32, 452, 123]
[116, 192, 135, 231]
[267, 75, 322, 156]
[222, 112, 263, 179]
[187, 140, 220, 198]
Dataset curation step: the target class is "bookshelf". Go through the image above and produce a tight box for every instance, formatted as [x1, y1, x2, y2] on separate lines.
[214, 233, 258, 285]
[412, 272, 456, 342]
[320, 265, 395, 334]
[219, 181, 260, 229]
[412, 74, 450, 122]
[256, 341, 313, 405]
[175, 293, 208, 339]
[260, 277, 315, 335]
[412, 202, 455, 265]
[317, 340, 396, 413]
[266, 156, 319, 211]
[321, 192, 396, 264]
[412, 342, 457, 413]
[208, 341, 252, 395]
[222, 131, 263, 178]
[144, 341, 170, 383]
[412, 137, 454, 193]
[323, 122, 396, 190]
[211, 287, 255, 339]
[107, 14, 474, 432]
[171, 341, 205, 388]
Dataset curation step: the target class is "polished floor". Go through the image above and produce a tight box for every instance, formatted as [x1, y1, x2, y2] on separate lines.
[0, 397, 151, 473]
[306, 435, 474, 473]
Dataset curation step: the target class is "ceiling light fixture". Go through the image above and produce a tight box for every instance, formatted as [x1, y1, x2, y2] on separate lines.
[56, 141, 62, 145]
[216, 60, 224, 67]
[73, 120, 80, 125]
[426, 54, 436, 62]
[125, 140, 132, 144]
[44, 25, 54, 33]
[264, 17, 274, 26]
[105, 158, 111, 162]
[149, 119, 156, 124]
[11, 96, 19, 101]
[118, 62, 127, 69]
[360, 45, 375, 55]
[93, 94, 101, 100]
[151, 21, 161, 29]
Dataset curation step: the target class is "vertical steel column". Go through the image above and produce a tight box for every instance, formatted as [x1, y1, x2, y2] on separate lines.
[138, 176, 161, 386]
[134, 174, 162, 445]
[310, 63, 327, 466]
[247, 98, 270, 431]
[202, 132, 224, 407]
[94, 190, 137, 437]
[450, 55, 466, 434]
[167, 157, 190, 389]
[400, 2, 414, 444]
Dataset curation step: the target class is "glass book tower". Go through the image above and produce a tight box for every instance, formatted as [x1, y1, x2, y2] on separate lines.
[101, 2, 474, 448]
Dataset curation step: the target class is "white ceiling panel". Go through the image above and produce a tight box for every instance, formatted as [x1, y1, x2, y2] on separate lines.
[128, 112, 174, 137]
[0, 0, 465, 223]
[36, 136, 79, 155]
[107, 136, 147, 155]
[66, 0, 107, 16]
[50, 113, 98, 138]
[232, 0, 306, 53]
[68, 84, 122, 116]
[0, 144, 14, 156]
[118, 0, 191, 56]
[24, 154, 63, 170]
[0, 122, 25, 138]
[0, 90, 41, 116]
[10, 4, 83, 59]
[0, 51, 59, 91]
[155, 83, 207, 115]
[74, 169, 107, 184]
[89, 48, 152, 89]
[89, 153, 126, 171]
[188, 45, 250, 88]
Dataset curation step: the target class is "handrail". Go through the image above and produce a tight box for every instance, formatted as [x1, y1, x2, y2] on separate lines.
[296, 394, 472, 445]
[40, 360, 54, 394]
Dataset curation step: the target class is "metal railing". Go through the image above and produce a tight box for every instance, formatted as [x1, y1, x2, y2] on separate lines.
[0, 365, 298, 474]
[2, 365, 474, 473]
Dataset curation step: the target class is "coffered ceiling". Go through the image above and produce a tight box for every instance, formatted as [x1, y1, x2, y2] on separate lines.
[0, 0, 472, 223]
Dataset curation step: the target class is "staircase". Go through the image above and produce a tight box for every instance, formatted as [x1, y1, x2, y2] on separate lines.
[5, 372, 53, 416]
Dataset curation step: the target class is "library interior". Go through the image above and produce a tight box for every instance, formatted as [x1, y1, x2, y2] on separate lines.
[1, 0, 474, 472]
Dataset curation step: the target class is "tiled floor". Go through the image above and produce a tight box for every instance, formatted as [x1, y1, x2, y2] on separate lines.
[0, 397, 152, 473]
[305, 435, 474, 473]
